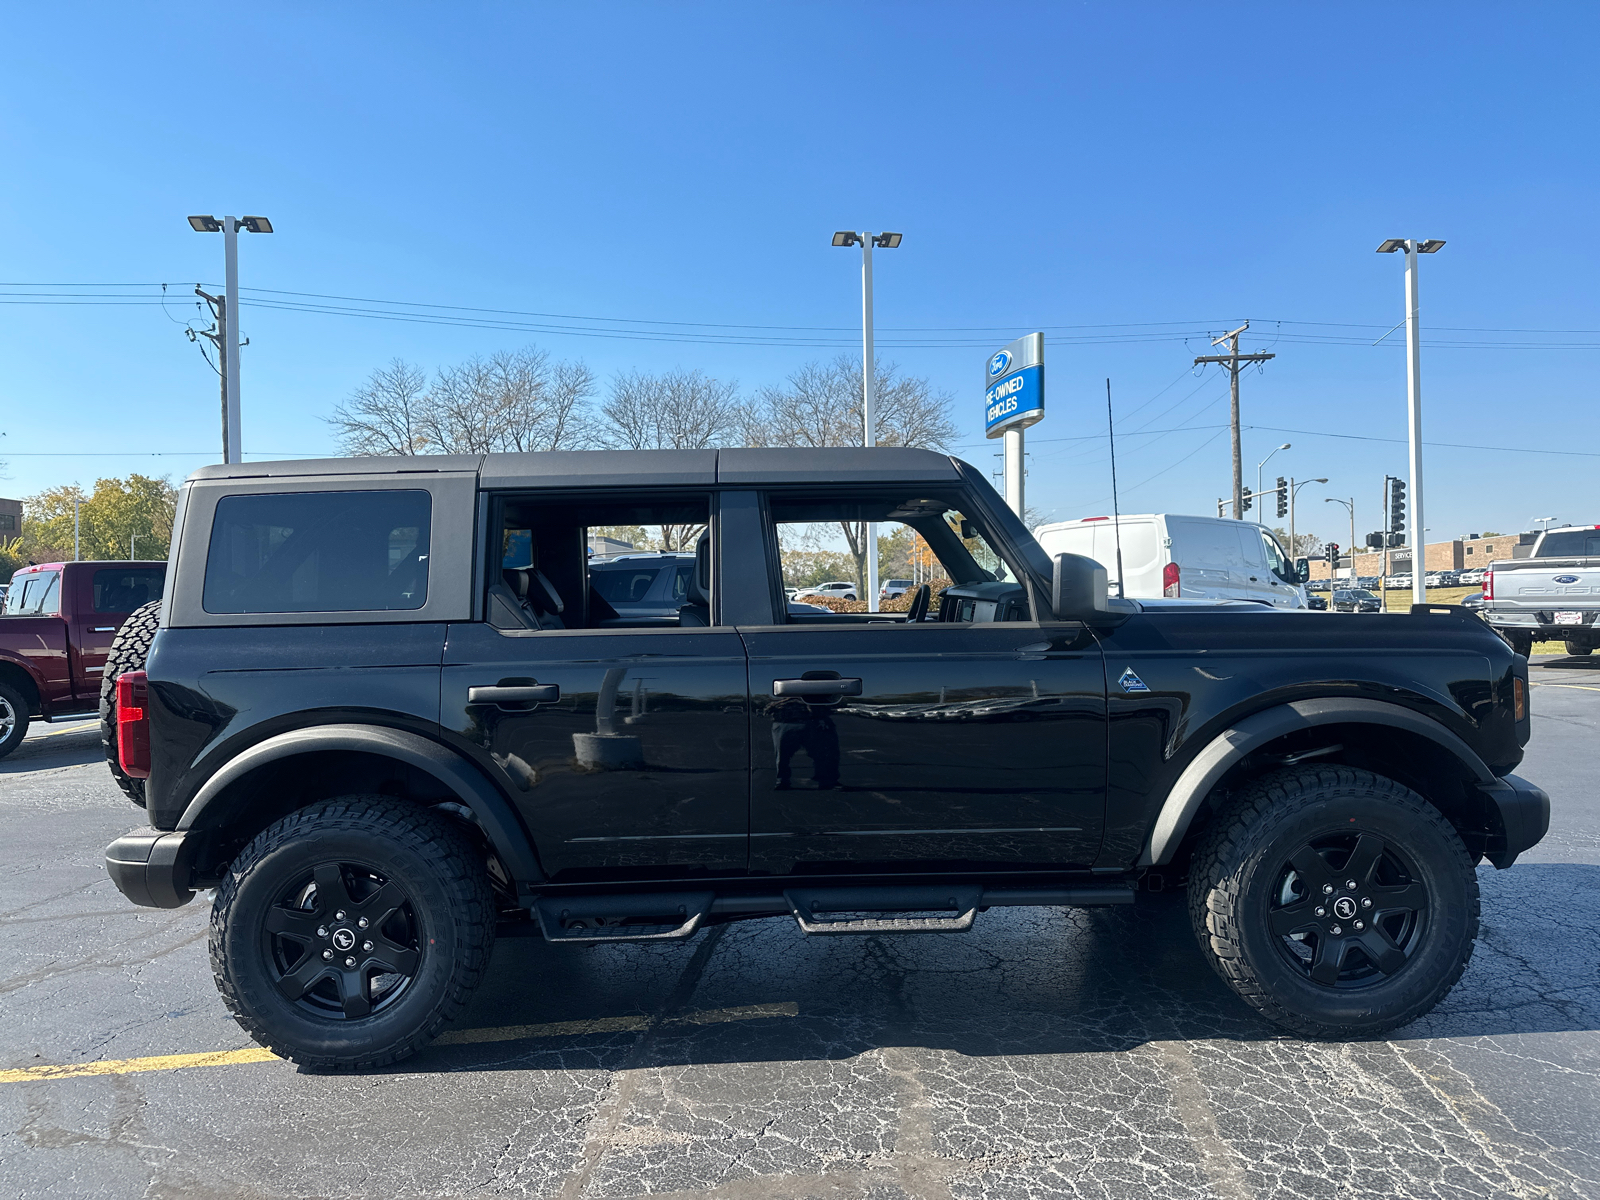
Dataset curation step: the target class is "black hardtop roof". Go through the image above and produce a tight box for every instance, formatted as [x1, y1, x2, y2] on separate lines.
[187, 446, 963, 489]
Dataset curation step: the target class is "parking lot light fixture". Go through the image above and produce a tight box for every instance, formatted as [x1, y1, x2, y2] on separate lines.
[189, 213, 273, 464]
[831, 231, 861, 248]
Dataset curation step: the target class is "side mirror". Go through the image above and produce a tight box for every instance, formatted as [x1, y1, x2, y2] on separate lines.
[1051, 553, 1110, 621]
[1294, 557, 1310, 584]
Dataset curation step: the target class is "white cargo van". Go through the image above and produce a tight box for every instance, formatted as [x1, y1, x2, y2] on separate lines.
[1033, 514, 1309, 609]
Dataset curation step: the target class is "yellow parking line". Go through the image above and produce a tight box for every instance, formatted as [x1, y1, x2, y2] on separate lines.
[1530, 681, 1600, 692]
[1, 1001, 800, 1083]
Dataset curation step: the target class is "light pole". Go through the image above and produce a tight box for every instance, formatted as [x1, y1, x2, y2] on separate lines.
[1325, 497, 1356, 578]
[1530, 516, 1557, 532]
[1256, 443, 1290, 512]
[832, 229, 901, 612]
[189, 215, 273, 464]
[1378, 236, 1444, 607]
[1288, 476, 1328, 559]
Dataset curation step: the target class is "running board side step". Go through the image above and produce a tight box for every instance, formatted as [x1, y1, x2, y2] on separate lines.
[533, 891, 714, 943]
[782, 884, 1133, 936]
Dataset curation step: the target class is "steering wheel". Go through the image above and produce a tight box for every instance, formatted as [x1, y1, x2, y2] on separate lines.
[903, 583, 930, 624]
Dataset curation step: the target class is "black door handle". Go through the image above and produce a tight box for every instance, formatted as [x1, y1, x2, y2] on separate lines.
[773, 677, 863, 697]
[468, 683, 560, 704]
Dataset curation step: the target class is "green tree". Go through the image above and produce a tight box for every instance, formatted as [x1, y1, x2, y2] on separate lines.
[19, 474, 178, 563]
[0, 536, 25, 585]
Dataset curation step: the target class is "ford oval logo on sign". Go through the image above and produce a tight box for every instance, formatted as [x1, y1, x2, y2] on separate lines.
[1554, 575, 1580, 583]
[988, 350, 1012, 377]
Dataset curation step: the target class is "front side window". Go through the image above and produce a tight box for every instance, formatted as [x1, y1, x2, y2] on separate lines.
[203, 490, 432, 614]
[93, 567, 165, 613]
[6, 571, 61, 616]
[1260, 530, 1289, 580]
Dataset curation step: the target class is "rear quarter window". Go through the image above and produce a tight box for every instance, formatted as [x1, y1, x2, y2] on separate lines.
[202, 490, 431, 614]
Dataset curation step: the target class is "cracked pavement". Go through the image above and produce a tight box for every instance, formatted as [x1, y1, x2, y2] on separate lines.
[1, 659, 1598, 1199]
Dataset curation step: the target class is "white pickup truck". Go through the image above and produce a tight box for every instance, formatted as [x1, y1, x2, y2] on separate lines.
[1483, 525, 1600, 656]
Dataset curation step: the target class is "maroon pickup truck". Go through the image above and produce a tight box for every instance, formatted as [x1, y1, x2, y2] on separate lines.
[0, 560, 166, 759]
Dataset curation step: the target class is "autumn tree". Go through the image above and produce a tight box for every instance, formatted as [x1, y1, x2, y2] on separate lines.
[16, 475, 178, 564]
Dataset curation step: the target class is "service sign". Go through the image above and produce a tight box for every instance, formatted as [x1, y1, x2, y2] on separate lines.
[984, 332, 1044, 437]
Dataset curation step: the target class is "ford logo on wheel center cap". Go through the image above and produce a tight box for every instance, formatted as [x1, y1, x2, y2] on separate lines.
[988, 350, 1012, 377]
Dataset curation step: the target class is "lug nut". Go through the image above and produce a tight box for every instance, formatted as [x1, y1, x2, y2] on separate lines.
[1361, 897, 1372, 908]
[335, 910, 346, 920]
[358, 917, 369, 929]
[317, 926, 328, 938]
[345, 957, 357, 967]
[322, 949, 334, 960]
[1315, 907, 1327, 917]
[1330, 924, 1343, 935]
[1322, 884, 1334, 895]
[1355, 921, 1365, 930]
[362, 940, 373, 952]
[1346, 880, 1358, 891]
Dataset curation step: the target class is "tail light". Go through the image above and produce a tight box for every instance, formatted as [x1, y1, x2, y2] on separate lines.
[1162, 562, 1181, 598]
[116, 670, 151, 779]
[1483, 570, 1494, 601]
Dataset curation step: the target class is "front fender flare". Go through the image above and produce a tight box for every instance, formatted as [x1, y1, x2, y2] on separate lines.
[1140, 697, 1495, 866]
[177, 723, 543, 883]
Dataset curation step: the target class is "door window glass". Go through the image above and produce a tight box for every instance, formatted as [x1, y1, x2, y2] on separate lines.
[6, 571, 61, 616]
[493, 495, 710, 629]
[1259, 531, 1289, 579]
[202, 490, 431, 614]
[92, 567, 165, 613]
[769, 493, 1027, 623]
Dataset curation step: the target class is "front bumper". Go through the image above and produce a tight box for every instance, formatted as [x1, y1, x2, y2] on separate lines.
[105, 830, 195, 908]
[1478, 773, 1551, 869]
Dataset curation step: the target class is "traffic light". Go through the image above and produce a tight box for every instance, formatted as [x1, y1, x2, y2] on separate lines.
[1365, 532, 1385, 549]
[1327, 542, 1339, 563]
[1387, 532, 1405, 548]
[1241, 486, 1253, 514]
[1389, 477, 1407, 534]
[1275, 476, 1288, 519]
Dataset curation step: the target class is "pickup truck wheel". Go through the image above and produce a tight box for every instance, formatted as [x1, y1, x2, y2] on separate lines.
[99, 599, 162, 806]
[1503, 631, 1534, 658]
[0, 680, 28, 760]
[210, 796, 495, 1069]
[1189, 766, 1478, 1039]
[1565, 639, 1593, 656]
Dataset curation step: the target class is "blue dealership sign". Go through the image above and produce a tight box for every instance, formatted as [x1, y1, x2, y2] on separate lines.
[985, 332, 1044, 437]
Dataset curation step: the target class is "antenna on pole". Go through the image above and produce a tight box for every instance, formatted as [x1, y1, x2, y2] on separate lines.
[1106, 378, 1125, 600]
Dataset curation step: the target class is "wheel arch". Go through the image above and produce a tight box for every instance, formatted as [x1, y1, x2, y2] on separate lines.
[1141, 698, 1497, 867]
[176, 724, 544, 886]
[0, 656, 43, 714]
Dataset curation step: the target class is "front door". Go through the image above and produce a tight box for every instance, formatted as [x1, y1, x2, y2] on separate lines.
[745, 488, 1107, 876]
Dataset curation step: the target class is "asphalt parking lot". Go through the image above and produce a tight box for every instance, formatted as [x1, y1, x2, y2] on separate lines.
[2, 659, 1598, 1200]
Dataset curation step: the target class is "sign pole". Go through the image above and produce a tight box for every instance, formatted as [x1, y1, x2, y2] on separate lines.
[1003, 427, 1024, 517]
[984, 332, 1044, 521]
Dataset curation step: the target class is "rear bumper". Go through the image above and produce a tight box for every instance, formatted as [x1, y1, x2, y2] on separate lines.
[105, 830, 195, 908]
[1478, 774, 1551, 869]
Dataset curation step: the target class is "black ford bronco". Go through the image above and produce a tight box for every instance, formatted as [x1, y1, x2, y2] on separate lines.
[103, 448, 1547, 1067]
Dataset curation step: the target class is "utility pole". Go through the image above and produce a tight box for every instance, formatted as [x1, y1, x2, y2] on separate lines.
[73, 498, 80, 562]
[1194, 321, 1275, 519]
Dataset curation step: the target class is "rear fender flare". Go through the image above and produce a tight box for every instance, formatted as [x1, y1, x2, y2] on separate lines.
[1141, 697, 1495, 866]
[177, 723, 544, 883]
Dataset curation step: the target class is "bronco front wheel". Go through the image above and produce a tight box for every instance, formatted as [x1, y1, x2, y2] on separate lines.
[210, 796, 495, 1068]
[1189, 766, 1478, 1039]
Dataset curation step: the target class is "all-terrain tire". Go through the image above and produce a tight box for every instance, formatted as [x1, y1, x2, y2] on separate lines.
[1188, 766, 1478, 1039]
[1565, 639, 1593, 657]
[210, 796, 496, 1069]
[0, 679, 29, 761]
[99, 599, 162, 805]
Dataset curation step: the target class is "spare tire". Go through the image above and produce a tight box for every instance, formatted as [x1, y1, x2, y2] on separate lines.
[100, 600, 162, 806]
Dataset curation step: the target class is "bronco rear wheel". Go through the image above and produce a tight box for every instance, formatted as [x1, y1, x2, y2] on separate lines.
[210, 796, 495, 1069]
[1189, 766, 1478, 1039]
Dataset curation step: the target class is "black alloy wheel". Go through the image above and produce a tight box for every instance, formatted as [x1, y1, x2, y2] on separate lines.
[211, 795, 495, 1069]
[1190, 766, 1478, 1038]
[1267, 831, 1427, 988]
[263, 860, 422, 1020]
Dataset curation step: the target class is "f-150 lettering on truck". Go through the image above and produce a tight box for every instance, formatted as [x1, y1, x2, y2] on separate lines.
[1481, 524, 1600, 657]
[100, 448, 1547, 1068]
[0, 559, 166, 764]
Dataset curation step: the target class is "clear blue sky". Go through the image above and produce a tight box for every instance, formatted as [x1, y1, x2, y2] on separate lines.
[2, 3, 1597, 547]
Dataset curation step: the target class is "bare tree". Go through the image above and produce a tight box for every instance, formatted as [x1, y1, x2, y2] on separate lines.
[745, 354, 958, 594]
[328, 360, 431, 455]
[603, 368, 743, 450]
[327, 348, 596, 456]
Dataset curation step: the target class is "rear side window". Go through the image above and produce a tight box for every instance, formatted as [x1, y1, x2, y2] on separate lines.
[203, 490, 431, 614]
[592, 566, 662, 606]
[5, 571, 61, 616]
[93, 567, 165, 613]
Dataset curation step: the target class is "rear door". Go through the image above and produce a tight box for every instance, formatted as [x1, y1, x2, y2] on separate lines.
[743, 487, 1107, 876]
[440, 490, 750, 883]
[73, 564, 166, 699]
